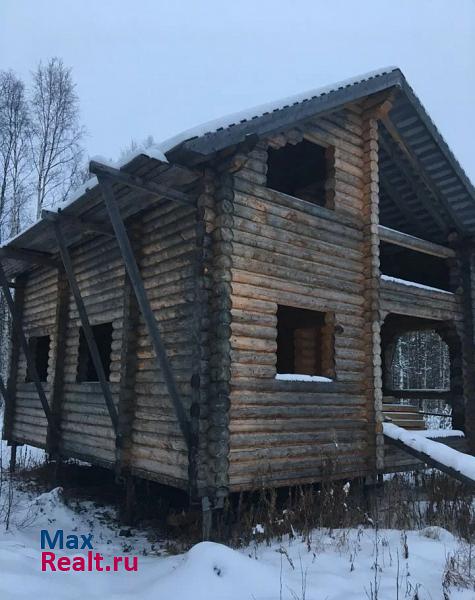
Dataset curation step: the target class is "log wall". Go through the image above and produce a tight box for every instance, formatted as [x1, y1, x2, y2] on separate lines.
[224, 106, 374, 491]
[380, 278, 463, 323]
[6, 103, 473, 496]
[8, 199, 203, 491]
[60, 235, 126, 465]
[11, 267, 58, 448]
[128, 200, 201, 490]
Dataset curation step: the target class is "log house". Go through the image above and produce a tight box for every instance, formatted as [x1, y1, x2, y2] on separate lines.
[1, 67, 475, 507]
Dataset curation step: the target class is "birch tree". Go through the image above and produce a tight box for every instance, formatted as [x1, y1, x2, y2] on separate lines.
[29, 58, 84, 218]
[0, 71, 31, 239]
[0, 71, 31, 383]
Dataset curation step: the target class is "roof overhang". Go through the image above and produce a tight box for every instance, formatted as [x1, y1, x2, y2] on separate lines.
[1, 154, 199, 277]
[2, 67, 475, 278]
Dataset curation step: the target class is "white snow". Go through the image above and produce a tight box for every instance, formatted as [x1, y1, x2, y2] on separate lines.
[384, 422, 475, 481]
[419, 429, 465, 439]
[252, 523, 265, 535]
[65, 68, 396, 212]
[47, 143, 168, 212]
[60, 175, 99, 208]
[380, 274, 454, 294]
[0, 427, 473, 600]
[157, 67, 398, 154]
[275, 373, 333, 382]
[0, 490, 471, 600]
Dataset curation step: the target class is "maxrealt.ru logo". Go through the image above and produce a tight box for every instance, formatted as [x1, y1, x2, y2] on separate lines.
[40, 530, 138, 572]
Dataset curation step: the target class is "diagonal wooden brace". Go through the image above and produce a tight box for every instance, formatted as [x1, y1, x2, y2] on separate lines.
[52, 221, 119, 434]
[0, 263, 54, 428]
[98, 175, 192, 447]
[0, 372, 8, 408]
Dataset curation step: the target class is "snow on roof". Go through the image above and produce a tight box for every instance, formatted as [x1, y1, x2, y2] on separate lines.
[3, 66, 398, 249]
[3, 67, 402, 250]
[156, 66, 399, 154]
[1, 144, 169, 248]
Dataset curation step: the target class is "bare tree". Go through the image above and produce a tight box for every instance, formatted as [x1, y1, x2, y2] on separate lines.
[0, 71, 31, 240]
[29, 58, 84, 217]
[0, 71, 31, 384]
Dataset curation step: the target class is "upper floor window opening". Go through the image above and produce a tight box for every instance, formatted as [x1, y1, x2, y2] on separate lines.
[266, 139, 332, 207]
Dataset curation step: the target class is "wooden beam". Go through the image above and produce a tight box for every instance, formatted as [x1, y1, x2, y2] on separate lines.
[0, 247, 58, 267]
[89, 161, 196, 207]
[0, 264, 54, 427]
[380, 117, 465, 234]
[46, 268, 70, 455]
[42, 209, 114, 238]
[52, 221, 119, 434]
[0, 373, 8, 411]
[379, 225, 455, 259]
[98, 175, 191, 447]
[379, 176, 428, 236]
[115, 222, 141, 478]
[384, 433, 475, 489]
[2, 275, 25, 441]
[379, 133, 450, 235]
[386, 389, 451, 400]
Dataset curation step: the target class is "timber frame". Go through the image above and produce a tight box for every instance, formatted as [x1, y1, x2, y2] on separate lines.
[1, 67, 475, 502]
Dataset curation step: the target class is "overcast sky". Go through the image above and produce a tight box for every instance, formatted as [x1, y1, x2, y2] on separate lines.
[2, 0, 474, 181]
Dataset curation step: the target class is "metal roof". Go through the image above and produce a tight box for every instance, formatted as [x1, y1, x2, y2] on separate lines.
[2, 67, 475, 276]
[165, 67, 475, 240]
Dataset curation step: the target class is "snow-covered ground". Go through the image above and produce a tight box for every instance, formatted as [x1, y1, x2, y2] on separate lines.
[0, 437, 473, 599]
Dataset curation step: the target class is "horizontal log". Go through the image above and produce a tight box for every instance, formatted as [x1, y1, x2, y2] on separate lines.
[379, 225, 455, 258]
[231, 279, 365, 314]
[230, 429, 366, 447]
[230, 417, 367, 433]
[232, 231, 363, 275]
[230, 441, 366, 462]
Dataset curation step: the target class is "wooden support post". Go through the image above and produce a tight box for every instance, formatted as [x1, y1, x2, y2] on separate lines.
[0, 373, 8, 412]
[98, 175, 191, 446]
[121, 475, 136, 525]
[0, 265, 54, 428]
[9, 443, 17, 474]
[201, 496, 212, 541]
[115, 223, 141, 478]
[51, 221, 118, 433]
[46, 268, 70, 455]
[2, 275, 25, 442]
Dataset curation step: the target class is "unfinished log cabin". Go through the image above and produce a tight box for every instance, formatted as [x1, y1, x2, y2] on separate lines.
[2, 67, 475, 505]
